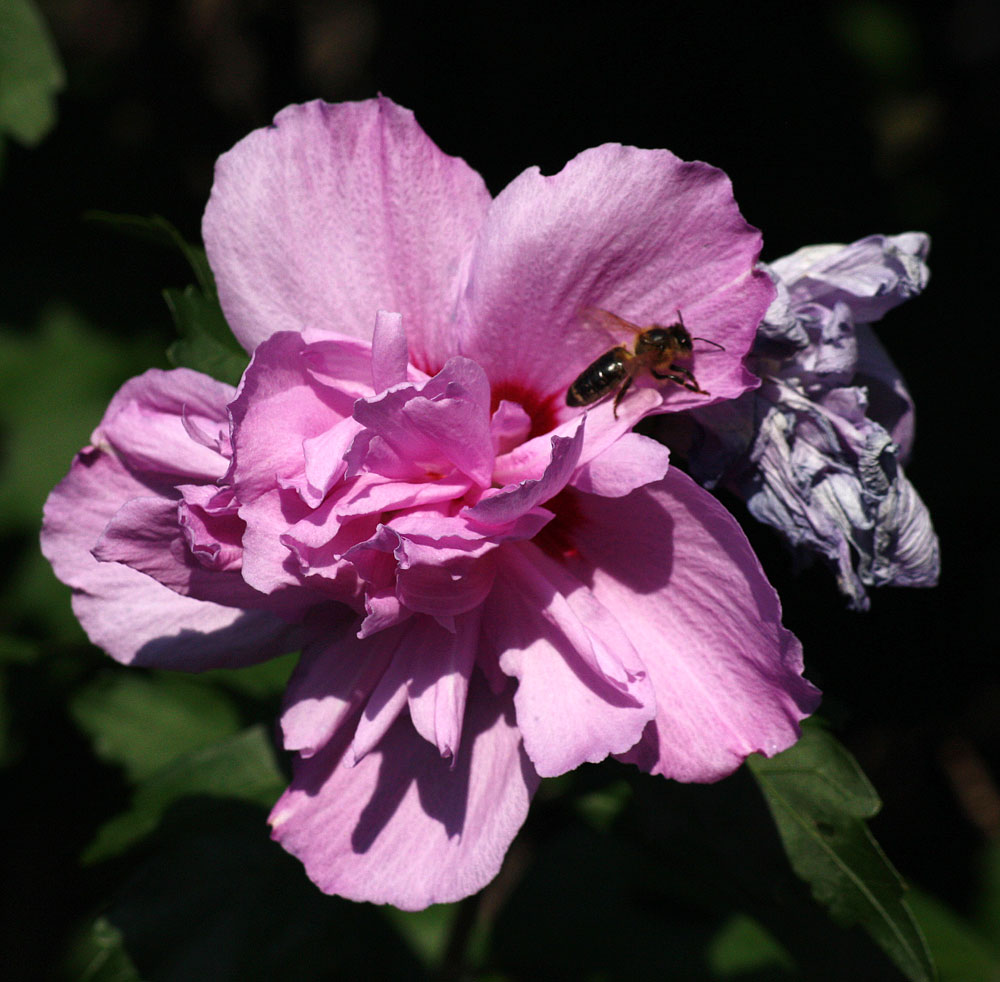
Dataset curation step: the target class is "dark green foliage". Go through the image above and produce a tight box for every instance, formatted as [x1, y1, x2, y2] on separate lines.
[84, 212, 249, 386]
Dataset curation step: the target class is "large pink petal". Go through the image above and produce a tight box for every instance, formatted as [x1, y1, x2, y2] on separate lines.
[203, 97, 492, 366]
[456, 144, 772, 410]
[41, 450, 303, 669]
[567, 469, 820, 782]
[269, 673, 538, 910]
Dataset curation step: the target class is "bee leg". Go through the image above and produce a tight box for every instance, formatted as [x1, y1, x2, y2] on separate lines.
[653, 364, 708, 395]
[612, 376, 634, 418]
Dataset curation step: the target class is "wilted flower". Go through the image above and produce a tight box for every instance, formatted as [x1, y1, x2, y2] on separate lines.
[683, 233, 939, 610]
[42, 97, 818, 909]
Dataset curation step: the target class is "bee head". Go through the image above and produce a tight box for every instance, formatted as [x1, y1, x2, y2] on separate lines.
[637, 323, 692, 354]
[668, 325, 693, 352]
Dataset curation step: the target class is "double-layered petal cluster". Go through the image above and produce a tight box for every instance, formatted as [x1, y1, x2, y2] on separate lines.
[42, 97, 819, 909]
[684, 233, 939, 609]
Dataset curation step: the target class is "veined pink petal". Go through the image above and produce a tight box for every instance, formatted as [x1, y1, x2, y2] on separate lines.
[281, 622, 396, 758]
[407, 611, 480, 762]
[455, 143, 771, 409]
[269, 673, 538, 910]
[484, 550, 656, 777]
[350, 644, 413, 766]
[371, 310, 409, 393]
[42, 450, 303, 669]
[571, 431, 671, 497]
[96, 369, 234, 481]
[203, 97, 492, 363]
[564, 470, 820, 782]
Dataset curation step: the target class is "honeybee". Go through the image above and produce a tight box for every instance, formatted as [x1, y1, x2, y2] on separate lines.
[566, 309, 721, 417]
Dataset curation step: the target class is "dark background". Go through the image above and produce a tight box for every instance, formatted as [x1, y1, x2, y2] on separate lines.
[2, 1, 998, 978]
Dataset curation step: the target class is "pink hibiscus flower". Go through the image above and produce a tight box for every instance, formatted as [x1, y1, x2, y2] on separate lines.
[42, 97, 819, 910]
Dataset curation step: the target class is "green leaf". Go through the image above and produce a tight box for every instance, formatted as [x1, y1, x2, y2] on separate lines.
[61, 917, 142, 982]
[382, 904, 460, 970]
[83, 211, 215, 293]
[908, 886, 1000, 982]
[572, 777, 632, 833]
[164, 284, 249, 386]
[200, 649, 298, 699]
[706, 913, 796, 978]
[83, 725, 285, 863]
[975, 841, 1000, 950]
[748, 722, 936, 982]
[102, 799, 427, 981]
[0, 305, 162, 533]
[0, 0, 64, 149]
[69, 671, 242, 782]
[83, 211, 250, 384]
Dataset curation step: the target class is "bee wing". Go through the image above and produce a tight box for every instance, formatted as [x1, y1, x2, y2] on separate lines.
[577, 307, 643, 341]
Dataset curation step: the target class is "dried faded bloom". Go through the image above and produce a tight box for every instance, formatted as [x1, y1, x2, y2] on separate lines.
[684, 233, 939, 609]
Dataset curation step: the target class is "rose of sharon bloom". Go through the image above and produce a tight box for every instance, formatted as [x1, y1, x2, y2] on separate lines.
[42, 97, 819, 909]
[683, 233, 939, 610]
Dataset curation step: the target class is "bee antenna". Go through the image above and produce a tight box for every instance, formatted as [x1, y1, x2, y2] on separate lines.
[692, 336, 726, 351]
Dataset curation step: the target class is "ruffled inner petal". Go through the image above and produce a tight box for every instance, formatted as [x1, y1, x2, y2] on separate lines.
[176, 484, 245, 571]
[353, 357, 494, 487]
[466, 423, 584, 528]
[571, 431, 671, 497]
[229, 332, 365, 504]
[97, 368, 235, 481]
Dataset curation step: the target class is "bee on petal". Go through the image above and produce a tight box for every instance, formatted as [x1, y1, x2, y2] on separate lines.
[566, 309, 722, 417]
